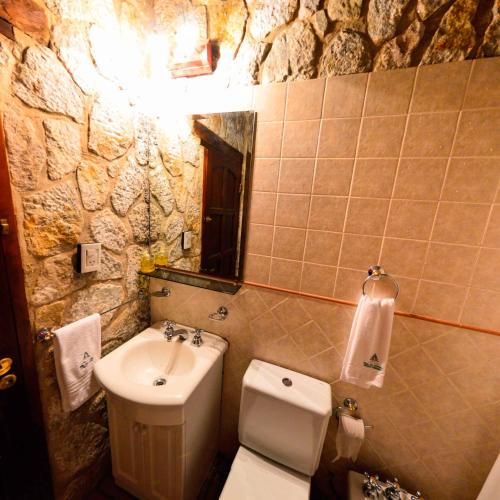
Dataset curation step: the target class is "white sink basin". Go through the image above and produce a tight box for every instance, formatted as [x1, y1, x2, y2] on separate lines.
[94, 322, 228, 500]
[94, 322, 228, 421]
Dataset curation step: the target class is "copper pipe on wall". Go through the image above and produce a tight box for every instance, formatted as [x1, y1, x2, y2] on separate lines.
[244, 281, 500, 338]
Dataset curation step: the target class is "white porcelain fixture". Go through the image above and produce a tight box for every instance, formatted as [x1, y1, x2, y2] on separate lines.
[477, 453, 500, 500]
[220, 359, 332, 499]
[94, 322, 228, 500]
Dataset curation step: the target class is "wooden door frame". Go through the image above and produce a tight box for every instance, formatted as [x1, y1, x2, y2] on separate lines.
[0, 116, 47, 434]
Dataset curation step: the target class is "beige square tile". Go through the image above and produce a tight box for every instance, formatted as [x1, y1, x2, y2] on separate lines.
[393, 159, 447, 200]
[400, 421, 450, 459]
[447, 359, 500, 405]
[423, 243, 479, 286]
[472, 248, 500, 292]
[334, 268, 365, 301]
[422, 330, 484, 375]
[313, 159, 354, 195]
[308, 195, 348, 232]
[358, 115, 406, 158]
[434, 409, 494, 451]
[391, 345, 443, 386]
[250, 310, 286, 343]
[463, 57, 500, 109]
[271, 297, 311, 332]
[247, 224, 273, 255]
[380, 238, 427, 278]
[286, 78, 325, 120]
[252, 159, 280, 192]
[244, 254, 271, 283]
[351, 159, 398, 198]
[317, 118, 360, 158]
[484, 205, 500, 248]
[282, 120, 320, 157]
[253, 82, 287, 121]
[323, 72, 367, 118]
[432, 202, 490, 245]
[275, 194, 310, 228]
[453, 109, 500, 156]
[300, 263, 336, 296]
[304, 230, 342, 266]
[386, 391, 430, 428]
[306, 346, 343, 382]
[269, 258, 302, 290]
[278, 159, 315, 194]
[291, 320, 332, 357]
[339, 234, 382, 270]
[345, 198, 390, 235]
[413, 281, 468, 322]
[272, 226, 306, 260]
[254, 121, 283, 158]
[412, 377, 467, 417]
[365, 67, 415, 116]
[388, 317, 418, 357]
[442, 158, 500, 203]
[249, 192, 276, 224]
[392, 276, 419, 313]
[386, 200, 437, 240]
[402, 112, 458, 157]
[411, 60, 471, 112]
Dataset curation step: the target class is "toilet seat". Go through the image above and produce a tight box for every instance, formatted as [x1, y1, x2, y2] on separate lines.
[219, 446, 310, 500]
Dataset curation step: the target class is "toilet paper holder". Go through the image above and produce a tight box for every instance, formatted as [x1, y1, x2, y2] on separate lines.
[335, 398, 374, 430]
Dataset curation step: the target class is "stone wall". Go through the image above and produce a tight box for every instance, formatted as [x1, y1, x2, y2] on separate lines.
[1, 2, 155, 498]
[155, 0, 500, 87]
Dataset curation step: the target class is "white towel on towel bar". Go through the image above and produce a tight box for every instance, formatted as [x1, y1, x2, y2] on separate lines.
[53, 314, 101, 412]
[341, 295, 395, 389]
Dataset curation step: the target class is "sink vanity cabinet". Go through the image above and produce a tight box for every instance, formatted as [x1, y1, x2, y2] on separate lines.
[94, 324, 228, 500]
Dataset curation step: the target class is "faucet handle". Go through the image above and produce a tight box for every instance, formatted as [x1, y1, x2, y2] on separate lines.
[164, 320, 176, 330]
[192, 328, 203, 347]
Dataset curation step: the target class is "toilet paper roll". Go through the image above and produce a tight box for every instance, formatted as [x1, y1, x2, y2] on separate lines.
[333, 414, 365, 462]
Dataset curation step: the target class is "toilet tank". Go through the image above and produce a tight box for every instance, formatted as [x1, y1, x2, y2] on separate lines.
[239, 360, 332, 476]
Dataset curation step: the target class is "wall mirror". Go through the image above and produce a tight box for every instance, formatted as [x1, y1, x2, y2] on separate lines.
[147, 111, 256, 293]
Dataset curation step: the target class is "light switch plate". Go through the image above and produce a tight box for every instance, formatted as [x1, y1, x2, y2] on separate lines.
[78, 243, 101, 273]
[182, 231, 192, 250]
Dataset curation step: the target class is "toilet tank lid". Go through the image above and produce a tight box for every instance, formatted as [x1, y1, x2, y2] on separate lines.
[243, 360, 332, 417]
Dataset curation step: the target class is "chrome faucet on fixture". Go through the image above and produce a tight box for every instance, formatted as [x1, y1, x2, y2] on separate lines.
[163, 321, 187, 342]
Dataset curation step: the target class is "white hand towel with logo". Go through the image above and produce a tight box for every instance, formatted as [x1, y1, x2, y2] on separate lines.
[340, 295, 395, 388]
[53, 313, 101, 412]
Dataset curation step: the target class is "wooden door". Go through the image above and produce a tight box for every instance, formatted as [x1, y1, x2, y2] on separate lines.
[200, 143, 243, 279]
[0, 117, 51, 498]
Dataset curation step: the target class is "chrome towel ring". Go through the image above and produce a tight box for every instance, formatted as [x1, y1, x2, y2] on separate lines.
[362, 265, 399, 300]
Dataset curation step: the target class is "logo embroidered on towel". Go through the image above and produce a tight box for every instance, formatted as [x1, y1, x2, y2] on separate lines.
[363, 353, 383, 371]
[79, 351, 94, 369]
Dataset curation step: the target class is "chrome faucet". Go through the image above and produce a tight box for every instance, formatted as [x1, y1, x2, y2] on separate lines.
[164, 320, 176, 341]
[191, 328, 203, 347]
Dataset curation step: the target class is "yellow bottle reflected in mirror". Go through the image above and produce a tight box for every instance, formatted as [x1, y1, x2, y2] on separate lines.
[140, 250, 155, 273]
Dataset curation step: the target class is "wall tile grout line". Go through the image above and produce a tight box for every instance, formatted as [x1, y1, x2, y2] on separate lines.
[332, 72, 371, 299]
[415, 61, 474, 320]
[268, 82, 289, 286]
[298, 78, 328, 294]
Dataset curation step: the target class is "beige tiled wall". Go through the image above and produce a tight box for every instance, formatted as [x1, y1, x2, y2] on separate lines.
[151, 58, 500, 500]
[151, 279, 500, 500]
[246, 57, 500, 332]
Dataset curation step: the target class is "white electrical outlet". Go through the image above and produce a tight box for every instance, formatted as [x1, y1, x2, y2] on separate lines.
[182, 231, 192, 250]
[79, 243, 101, 273]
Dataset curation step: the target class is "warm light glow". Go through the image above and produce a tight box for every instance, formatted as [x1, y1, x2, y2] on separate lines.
[174, 22, 201, 62]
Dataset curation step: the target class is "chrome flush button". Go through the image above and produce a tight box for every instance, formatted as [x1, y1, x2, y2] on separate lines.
[282, 377, 292, 387]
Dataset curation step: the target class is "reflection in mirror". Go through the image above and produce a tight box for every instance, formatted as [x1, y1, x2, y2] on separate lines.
[148, 111, 256, 283]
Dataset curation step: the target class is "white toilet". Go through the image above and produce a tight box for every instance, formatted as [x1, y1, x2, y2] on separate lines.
[220, 359, 332, 499]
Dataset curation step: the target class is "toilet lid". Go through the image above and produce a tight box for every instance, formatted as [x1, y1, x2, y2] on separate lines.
[219, 446, 310, 500]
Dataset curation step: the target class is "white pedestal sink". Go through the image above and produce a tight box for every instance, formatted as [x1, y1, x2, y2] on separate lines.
[94, 322, 228, 500]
